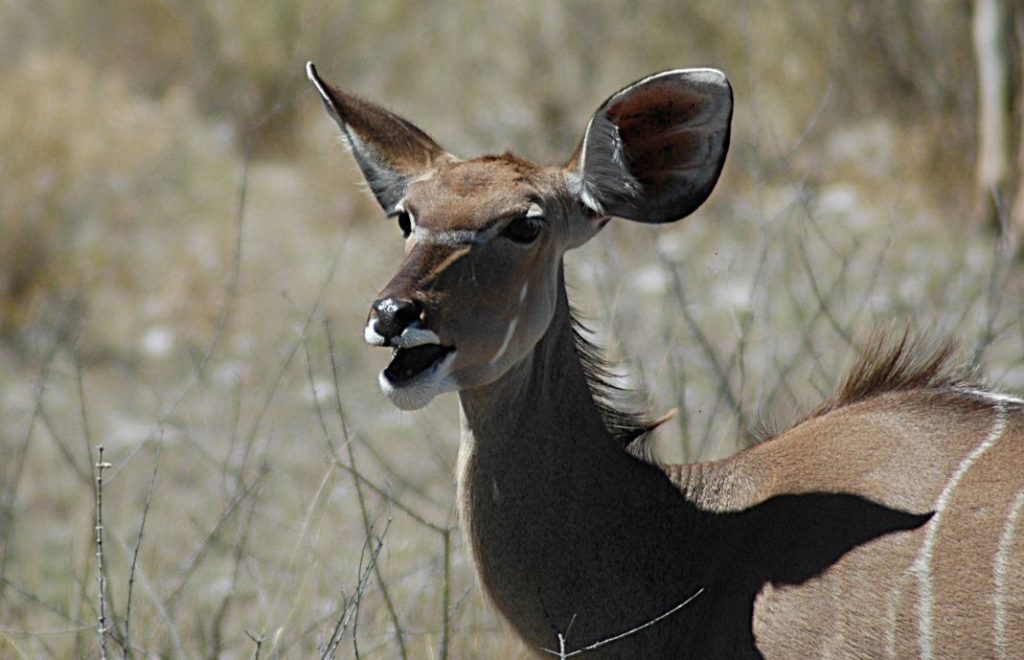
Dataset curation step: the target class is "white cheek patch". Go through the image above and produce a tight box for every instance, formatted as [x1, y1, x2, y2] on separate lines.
[364, 321, 386, 346]
[379, 350, 458, 410]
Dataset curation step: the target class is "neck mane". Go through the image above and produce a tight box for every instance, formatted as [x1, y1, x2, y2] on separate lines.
[456, 262, 711, 654]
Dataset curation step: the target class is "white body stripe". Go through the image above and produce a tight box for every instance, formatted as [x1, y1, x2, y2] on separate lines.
[884, 579, 905, 658]
[911, 401, 1008, 659]
[953, 387, 1024, 406]
[994, 486, 1024, 658]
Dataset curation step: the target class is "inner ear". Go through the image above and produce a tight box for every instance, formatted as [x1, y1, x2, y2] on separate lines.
[570, 69, 733, 224]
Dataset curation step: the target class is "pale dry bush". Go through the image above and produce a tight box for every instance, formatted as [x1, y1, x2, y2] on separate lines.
[4, 3, 1024, 659]
[0, 52, 237, 358]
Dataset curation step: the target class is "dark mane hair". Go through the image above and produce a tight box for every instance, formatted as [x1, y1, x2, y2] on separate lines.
[568, 307, 661, 459]
[578, 318, 981, 457]
[807, 327, 977, 421]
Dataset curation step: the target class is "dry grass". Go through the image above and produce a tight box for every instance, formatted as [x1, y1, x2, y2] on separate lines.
[3, 3, 1024, 658]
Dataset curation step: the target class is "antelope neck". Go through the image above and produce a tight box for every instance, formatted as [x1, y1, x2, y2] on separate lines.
[457, 265, 641, 490]
[455, 264, 713, 652]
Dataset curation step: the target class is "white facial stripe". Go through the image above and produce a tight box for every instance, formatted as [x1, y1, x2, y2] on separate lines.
[412, 226, 481, 246]
[490, 317, 519, 365]
[488, 284, 530, 366]
[526, 203, 544, 219]
[994, 486, 1024, 658]
[912, 401, 1008, 659]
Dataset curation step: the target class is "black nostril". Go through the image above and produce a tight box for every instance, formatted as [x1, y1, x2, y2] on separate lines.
[372, 297, 422, 341]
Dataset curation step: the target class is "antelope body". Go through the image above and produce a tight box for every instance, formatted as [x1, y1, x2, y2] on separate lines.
[307, 62, 1024, 658]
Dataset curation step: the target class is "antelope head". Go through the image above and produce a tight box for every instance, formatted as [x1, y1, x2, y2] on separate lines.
[307, 63, 732, 410]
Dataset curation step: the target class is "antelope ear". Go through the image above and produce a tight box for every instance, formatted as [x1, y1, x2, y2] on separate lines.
[306, 62, 451, 213]
[568, 69, 732, 223]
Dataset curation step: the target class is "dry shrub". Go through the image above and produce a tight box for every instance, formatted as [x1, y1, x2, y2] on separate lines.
[0, 53, 236, 358]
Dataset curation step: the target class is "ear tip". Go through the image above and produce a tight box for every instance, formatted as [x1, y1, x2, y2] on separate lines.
[677, 68, 732, 94]
[305, 61, 320, 83]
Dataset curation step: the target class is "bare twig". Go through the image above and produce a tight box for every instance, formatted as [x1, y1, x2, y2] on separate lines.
[166, 473, 263, 609]
[328, 460, 444, 534]
[320, 519, 392, 660]
[0, 327, 63, 602]
[210, 491, 258, 659]
[123, 444, 160, 659]
[971, 225, 1014, 369]
[107, 145, 249, 491]
[245, 630, 267, 660]
[109, 534, 185, 657]
[542, 587, 704, 658]
[325, 321, 409, 660]
[796, 219, 856, 349]
[439, 528, 452, 660]
[653, 243, 745, 431]
[36, 405, 91, 486]
[94, 446, 112, 660]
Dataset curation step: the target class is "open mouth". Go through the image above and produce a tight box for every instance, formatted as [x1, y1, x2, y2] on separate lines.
[383, 344, 455, 384]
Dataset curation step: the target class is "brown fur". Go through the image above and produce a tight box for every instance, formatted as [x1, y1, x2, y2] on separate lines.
[309, 63, 1024, 659]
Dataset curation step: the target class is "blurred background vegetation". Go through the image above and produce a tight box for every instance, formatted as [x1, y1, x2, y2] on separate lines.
[4, 1, 1024, 657]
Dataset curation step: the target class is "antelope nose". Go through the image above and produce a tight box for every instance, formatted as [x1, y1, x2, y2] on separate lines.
[371, 297, 422, 343]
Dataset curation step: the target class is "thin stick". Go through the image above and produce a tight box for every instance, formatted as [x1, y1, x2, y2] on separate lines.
[107, 144, 249, 490]
[972, 225, 1014, 368]
[166, 475, 262, 609]
[123, 444, 160, 659]
[245, 630, 267, 660]
[653, 244, 746, 431]
[321, 519, 392, 660]
[94, 446, 112, 660]
[0, 295, 73, 604]
[439, 528, 452, 660]
[325, 321, 409, 660]
[329, 460, 444, 534]
[542, 587, 704, 658]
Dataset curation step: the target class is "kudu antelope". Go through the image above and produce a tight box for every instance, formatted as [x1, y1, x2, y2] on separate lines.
[307, 63, 1024, 658]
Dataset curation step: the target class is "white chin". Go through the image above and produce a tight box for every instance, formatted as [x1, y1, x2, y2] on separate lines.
[378, 352, 458, 410]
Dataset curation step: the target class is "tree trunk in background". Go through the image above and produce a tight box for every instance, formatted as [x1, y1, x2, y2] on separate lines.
[1012, 7, 1024, 248]
[972, 0, 1011, 232]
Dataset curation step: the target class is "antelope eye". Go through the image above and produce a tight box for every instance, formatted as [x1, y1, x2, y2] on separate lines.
[501, 217, 542, 244]
[396, 211, 412, 238]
